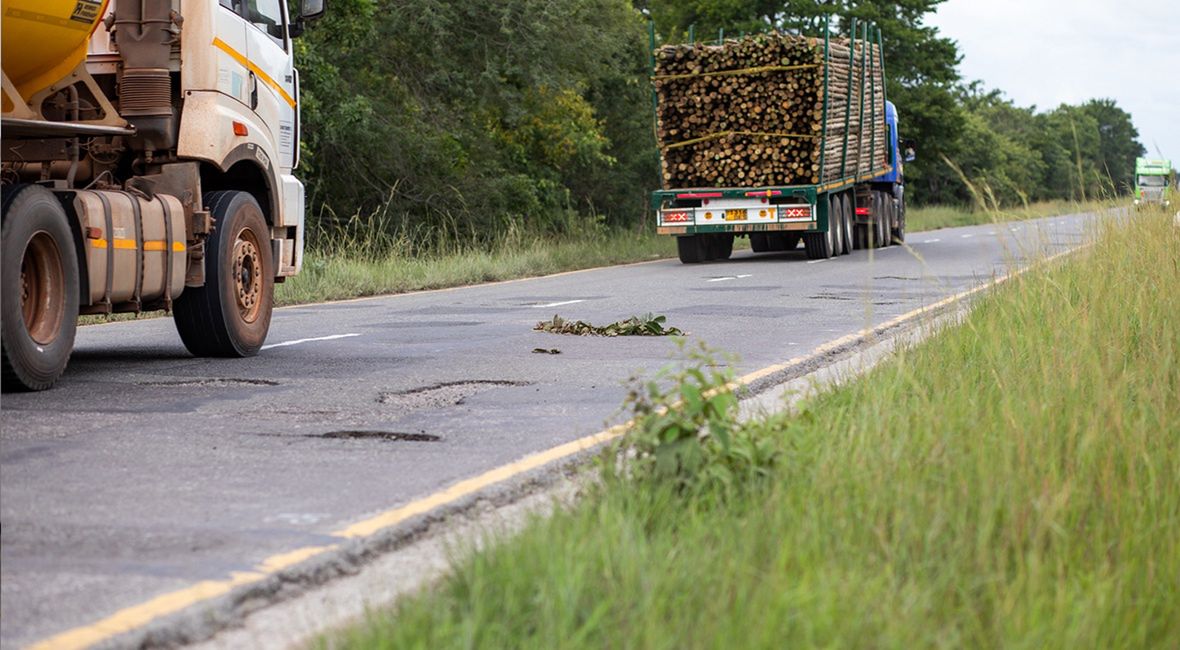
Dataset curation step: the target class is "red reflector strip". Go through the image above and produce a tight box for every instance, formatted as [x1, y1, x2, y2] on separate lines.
[779, 207, 811, 218]
[662, 211, 692, 223]
[744, 190, 782, 197]
[855, 207, 871, 216]
[675, 192, 723, 199]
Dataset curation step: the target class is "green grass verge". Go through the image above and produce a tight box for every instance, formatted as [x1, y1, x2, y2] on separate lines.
[322, 204, 1179, 648]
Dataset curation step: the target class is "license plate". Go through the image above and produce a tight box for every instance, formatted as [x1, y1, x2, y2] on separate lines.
[724, 209, 746, 221]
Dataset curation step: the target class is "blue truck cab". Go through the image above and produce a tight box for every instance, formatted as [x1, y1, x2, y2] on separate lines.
[869, 100, 909, 238]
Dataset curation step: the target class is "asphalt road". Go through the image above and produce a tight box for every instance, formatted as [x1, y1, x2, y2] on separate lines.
[1, 214, 1093, 648]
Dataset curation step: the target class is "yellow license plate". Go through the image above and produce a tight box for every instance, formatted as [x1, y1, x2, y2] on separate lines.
[724, 209, 747, 221]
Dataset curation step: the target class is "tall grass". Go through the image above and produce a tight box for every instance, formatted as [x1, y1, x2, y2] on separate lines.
[323, 204, 1179, 648]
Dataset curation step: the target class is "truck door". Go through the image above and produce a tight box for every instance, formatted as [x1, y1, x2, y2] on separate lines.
[240, 0, 297, 170]
[214, 0, 251, 107]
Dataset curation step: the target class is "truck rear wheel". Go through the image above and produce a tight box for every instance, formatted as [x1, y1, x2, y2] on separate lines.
[876, 192, 891, 248]
[749, 232, 770, 252]
[174, 191, 274, 357]
[2, 185, 80, 391]
[839, 194, 854, 254]
[804, 196, 838, 260]
[676, 235, 706, 263]
[708, 234, 734, 260]
[891, 195, 906, 243]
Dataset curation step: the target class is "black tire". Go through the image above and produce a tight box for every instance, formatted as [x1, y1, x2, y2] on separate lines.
[749, 232, 770, 252]
[709, 234, 734, 260]
[892, 194, 906, 243]
[840, 193, 854, 255]
[853, 223, 868, 250]
[833, 197, 846, 256]
[876, 192, 890, 248]
[676, 235, 706, 263]
[867, 193, 884, 250]
[804, 196, 838, 260]
[174, 191, 274, 356]
[2, 185, 80, 391]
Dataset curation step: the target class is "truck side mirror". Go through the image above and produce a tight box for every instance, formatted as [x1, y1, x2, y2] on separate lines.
[901, 139, 917, 163]
[288, 0, 325, 39]
[301, 0, 326, 21]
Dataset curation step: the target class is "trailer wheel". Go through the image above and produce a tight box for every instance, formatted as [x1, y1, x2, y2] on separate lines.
[804, 196, 838, 260]
[1, 185, 80, 391]
[749, 232, 770, 252]
[174, 191, 274, 357]
[876, 192, 891, 248]
[891, 195, 906, 243]
[839, 194, 854, 255]
[709, 234, 734, 260]
[865, 193, 883, 249]
[676, 235, 706, 263]
[853, 224, 868, 250]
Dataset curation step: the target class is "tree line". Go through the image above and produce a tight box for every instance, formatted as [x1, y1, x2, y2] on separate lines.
[297, 0, 1144, 248]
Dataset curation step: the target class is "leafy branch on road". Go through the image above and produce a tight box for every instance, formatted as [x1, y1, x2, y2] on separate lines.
[534, 314, 685, 337]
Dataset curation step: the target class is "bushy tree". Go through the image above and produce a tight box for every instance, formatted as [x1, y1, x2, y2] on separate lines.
[297, 0, 656, 249]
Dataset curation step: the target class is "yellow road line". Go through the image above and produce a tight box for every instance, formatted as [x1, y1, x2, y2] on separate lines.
[29, 238, 1090, 650]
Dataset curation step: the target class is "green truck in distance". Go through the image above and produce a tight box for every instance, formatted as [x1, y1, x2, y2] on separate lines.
[1134, 157, 1174, 208]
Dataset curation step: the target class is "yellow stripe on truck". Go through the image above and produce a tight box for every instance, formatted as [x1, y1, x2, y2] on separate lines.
[90, 239, 185, 252]
[211, 37, 296, 108]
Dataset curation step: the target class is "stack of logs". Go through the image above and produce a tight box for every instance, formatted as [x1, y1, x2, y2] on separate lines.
[654, 33, 887, 188]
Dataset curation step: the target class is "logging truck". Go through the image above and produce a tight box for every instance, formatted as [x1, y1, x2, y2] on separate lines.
[1, 0, 324, 390]
[649, 19, 913, 263]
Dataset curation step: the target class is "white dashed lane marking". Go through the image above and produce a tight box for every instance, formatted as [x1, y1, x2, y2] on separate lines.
[262, 333, 362, 351]
[532, 299, 585, 308]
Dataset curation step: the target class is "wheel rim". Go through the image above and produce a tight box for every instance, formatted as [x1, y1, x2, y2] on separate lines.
[20, 231, 66, 345]
[232, 226, 265, 324]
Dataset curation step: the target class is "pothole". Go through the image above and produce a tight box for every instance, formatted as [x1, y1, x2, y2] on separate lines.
[136, 378, 280, 388]
[379, 380, 530, 410]
[314, 430, 441, 442]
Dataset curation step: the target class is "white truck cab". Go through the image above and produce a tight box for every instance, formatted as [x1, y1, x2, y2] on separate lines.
[1, 0, 325, 390]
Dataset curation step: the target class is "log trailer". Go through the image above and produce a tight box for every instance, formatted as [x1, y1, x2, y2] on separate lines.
[1, 0, 324, 390]
[649, 19, 912, 264]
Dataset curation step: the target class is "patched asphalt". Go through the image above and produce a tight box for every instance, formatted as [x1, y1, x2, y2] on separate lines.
[1, 213, 1095, 647]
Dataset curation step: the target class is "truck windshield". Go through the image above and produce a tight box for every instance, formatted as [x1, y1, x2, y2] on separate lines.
[1137, 175, 1167, 187]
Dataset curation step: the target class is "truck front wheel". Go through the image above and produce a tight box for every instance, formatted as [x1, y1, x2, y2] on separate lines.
[173, 191, 274, 357]
[1, 185, 80, 391]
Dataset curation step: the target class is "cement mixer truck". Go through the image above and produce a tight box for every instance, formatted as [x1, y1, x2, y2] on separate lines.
[1, 0, 324, 390]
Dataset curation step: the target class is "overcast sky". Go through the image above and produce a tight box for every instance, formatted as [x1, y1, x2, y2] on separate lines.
[928, 0, 1179, 163]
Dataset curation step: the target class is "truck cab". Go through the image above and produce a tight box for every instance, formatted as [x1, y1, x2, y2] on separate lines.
[1134, 157, 1173, 208]
[1, 0, 324, 390]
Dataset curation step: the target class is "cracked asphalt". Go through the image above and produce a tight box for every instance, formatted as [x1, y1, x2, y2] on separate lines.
[0, 213, 1094, 647]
